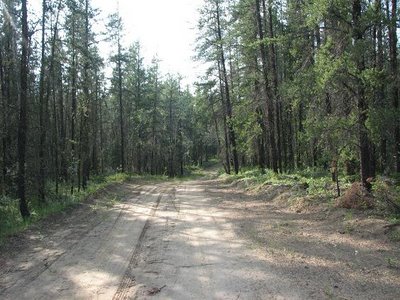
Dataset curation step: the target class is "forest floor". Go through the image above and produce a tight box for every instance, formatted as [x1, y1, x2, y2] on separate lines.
[0, 172, 399, 299]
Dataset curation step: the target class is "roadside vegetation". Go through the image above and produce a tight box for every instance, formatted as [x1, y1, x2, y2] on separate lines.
[219, 167, 400, 218]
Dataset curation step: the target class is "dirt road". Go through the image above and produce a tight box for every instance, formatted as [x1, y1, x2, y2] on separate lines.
[1, 178, 399, 299]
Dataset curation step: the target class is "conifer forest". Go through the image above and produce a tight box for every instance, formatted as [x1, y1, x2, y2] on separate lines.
[0, 0, 399, 219]
[1, 1, 400, 299]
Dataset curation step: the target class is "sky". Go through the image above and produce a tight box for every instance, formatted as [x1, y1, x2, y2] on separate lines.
[93, 0, 205, 87]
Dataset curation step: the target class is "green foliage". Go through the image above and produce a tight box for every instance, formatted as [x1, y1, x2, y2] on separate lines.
[367, 107, 397, 144]
[0, 196, 24, 238]
[372, 177, 400, 214]
[314, 38, 350, 90]
[233, 101, 261, 156]
[220, 167, 339, 197]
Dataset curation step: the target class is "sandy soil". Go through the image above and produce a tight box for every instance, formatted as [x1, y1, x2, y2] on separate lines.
[0, 177, 399, 299]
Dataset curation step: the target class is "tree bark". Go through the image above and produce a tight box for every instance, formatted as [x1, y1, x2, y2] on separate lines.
[80, 0, 91, 189]
[265, 0, 282, 173]
[372, 0, 386, 172]
[255, 0, 278, 173]
[0, 45, 7, 194]
[17, 0, 30, 218]
[353, 0, 372, 190]
[47, 0, 62, 193]
[70, 10, 77, 194]
[217, 60, 231, 174]
[388, 0, 399, 172]
[117, 39, 125, 173]
[216, 0, 239, 174]
[168, 87, 175, 177]
[38, 0, 47, 203]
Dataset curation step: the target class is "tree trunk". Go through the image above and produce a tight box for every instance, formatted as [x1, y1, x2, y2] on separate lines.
[70, 14, 77, 194]
[178, 120, 184, 176]
[217, 61, 231, 174]
[92, 73, 100, 175]
[209, 94, 224, 168]
[47, 0, 62, 193]
[388, 0, 399, 172]
[58, 62, 67, 180]
[256, 107, 266, 173]
[38, 0, 47, 203]
[265, 0, 282, 173]
[168, 89, 175, 177]
[118, 42, 125, 173]
[216, 0, 239, 174]
[17, 0, 30, 218]
[0, 47, 7, 194]
[80, 0, 91, 189]
[353, 0, 372, 190]
[255, 0, 278, 173]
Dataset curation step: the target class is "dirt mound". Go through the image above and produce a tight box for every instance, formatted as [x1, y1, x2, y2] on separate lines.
[335, 182, 375, 209]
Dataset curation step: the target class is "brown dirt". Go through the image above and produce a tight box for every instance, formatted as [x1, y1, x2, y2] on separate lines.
[0, 177, 399, 299]
[335, 182, 375, 209]
[209, 179, 400, 299]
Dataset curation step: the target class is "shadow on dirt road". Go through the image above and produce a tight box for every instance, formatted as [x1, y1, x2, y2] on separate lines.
[0, 175, 399, 299]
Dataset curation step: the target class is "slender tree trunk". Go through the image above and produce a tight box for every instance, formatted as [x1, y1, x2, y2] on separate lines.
[216, 0, 239, 174]
[256, 107, 266, 173]
[17, 0, 30, 218]
[52, 80, 59, 194]
[178, 120, 184, 176]
[217, 61, 231, 174]
[38, 0, 47, 203]
[297, 101, 304, 168]
[58, 63, 67, 180]
[47, 0, 62, 193]
[388, 0, 399, 172]
[373, 0, 386, 172]
[265, 0, 282, 173]
[99, 90, 104, 174]
[255, 0, 278, 173]
[168, 89, 174, 177]
[92, 73, 99, 174]
[70, 16, 77, 194]
[0, 49, 7, 194]
[209, 94, 223, 167]
[353, 0, 372, 190]
[150, 78, 158, 175]
[118, 42, 125, 172]
[80, 0, 90, 189]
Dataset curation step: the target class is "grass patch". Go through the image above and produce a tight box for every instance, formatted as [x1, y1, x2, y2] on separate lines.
[219, 167, 344, 197]
[219, 167, 400, 215]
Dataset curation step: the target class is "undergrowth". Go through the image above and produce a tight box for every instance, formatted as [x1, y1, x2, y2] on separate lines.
[219, 167, 400, 214]
[219, 167, 347, 197]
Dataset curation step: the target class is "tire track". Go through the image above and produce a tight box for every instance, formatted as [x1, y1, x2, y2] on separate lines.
[0, 184, 150, 297]
[113, 187, 168, 300]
